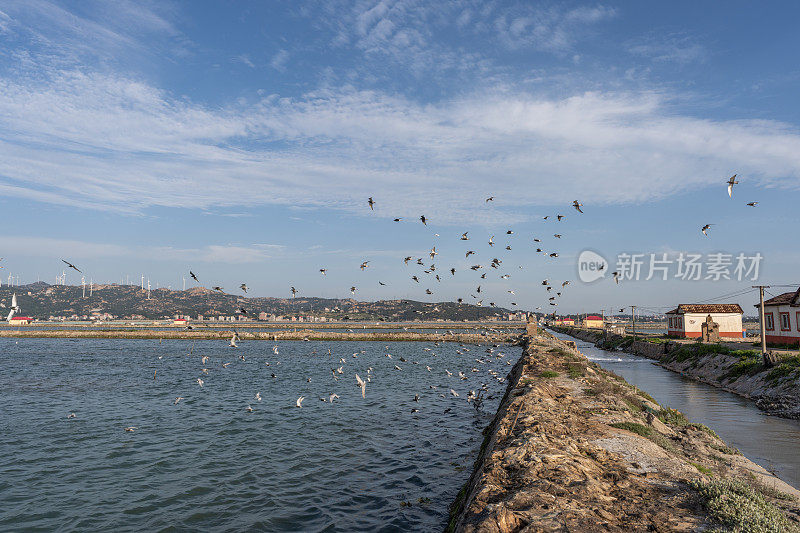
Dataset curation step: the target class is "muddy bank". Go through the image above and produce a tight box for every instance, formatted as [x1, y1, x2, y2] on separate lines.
[449, 328, 799, 532]
[0, 328, 521, 344]
[554, 326, 800, 420]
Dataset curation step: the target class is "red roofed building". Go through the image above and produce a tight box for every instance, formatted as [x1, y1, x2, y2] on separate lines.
[583, 315, 604, 329]
[9, 316, 33, 325]
[755, 287, 800, 346]
[666, 304, 744, 338]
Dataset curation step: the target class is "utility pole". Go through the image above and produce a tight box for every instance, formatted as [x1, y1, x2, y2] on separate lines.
[141, 275, 145, 291]
[82, 276, 86, 298]
[754, 285, 770, 365]
[147, 279, 151, 300]
[90, 278, 93, 297]
[630, 305, 637, 343]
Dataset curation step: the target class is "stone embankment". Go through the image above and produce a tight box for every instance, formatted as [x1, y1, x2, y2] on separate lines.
[449, 327, 799, 532]
[0, 328, 521, 344]
[555, 326, 800, 419]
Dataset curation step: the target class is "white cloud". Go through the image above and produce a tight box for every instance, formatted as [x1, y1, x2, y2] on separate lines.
[1, 70, 800, 224]
[270, 49, 289, 71]
[628, 33, 708, 64]
[0, 236, 284, 263]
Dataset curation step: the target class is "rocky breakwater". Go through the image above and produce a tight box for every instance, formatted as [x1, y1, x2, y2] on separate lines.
[448, 329, 799, 532]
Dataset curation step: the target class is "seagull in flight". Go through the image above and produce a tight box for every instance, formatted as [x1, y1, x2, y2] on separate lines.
[62, 259, 82, 273]
[319, 268, 327, 275]
[350, 286, 357, 295]
[355, 374, 366, 398]
[485, 196, 494, 202]
[746, 202, 758, 207]
[290, 286, 298, 297]
[572, 200, 583, 213]
[557, 215, 565, 221]
[174, 397, 184, 404]
[240, 283, 248, 293]
[420, 215, 427, 225]
[612, 271, 620, 284]
[727, 174, 739, 198]
[460, 232, 469, 240]
[212, 286, 224, 293]
[190, 271, 199, 283]
[368, 197, 375, 210]
[393, 217, 402, 222]
[488, 236, 494, 247]
[296, 396, 305, 408]
[360, 261, 370, 270]
[701, 224, 713, 236]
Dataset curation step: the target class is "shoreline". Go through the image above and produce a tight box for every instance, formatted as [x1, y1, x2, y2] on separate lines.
[553, 326, 800, 420]
[0, 328, 523, 344]
[449, 326, 799, 532]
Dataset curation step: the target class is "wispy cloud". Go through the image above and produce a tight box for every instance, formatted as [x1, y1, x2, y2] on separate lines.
[1, 69, 800, 223]
[0, 236, 285, 263]
[627, 32, 708, 64]
[270, 49, 289, 71]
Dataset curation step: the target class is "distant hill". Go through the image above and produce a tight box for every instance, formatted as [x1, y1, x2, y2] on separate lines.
[0, 283, 522, 321]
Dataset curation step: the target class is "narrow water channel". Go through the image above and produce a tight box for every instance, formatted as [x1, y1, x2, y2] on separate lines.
[548, 330, 800, 488]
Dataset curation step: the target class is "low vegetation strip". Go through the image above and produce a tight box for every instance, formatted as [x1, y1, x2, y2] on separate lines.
[450, 329, 799, 532]
[0, 328, 521, 343]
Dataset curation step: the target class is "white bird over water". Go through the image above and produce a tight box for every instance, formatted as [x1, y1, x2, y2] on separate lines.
[355, 374, 367, 398]
[124, 426, 137, 432]
[450, 389, 459, 397]
[296, 396, 305, 408]
[196, 378, 204, 387]
[174, 397, 184, 404]
[230, 332, 239, 348]
[255, 392, 261, 401]
[329, 393, 340, 403]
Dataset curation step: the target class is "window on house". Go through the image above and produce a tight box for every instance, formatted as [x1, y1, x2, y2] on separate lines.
[780, 312, 791, 331]
[796, 311, 800, 332]
[765, 312, 774, 331]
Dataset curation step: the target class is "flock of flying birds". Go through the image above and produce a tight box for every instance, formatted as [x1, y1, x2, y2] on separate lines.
[10, 176, 751, 425]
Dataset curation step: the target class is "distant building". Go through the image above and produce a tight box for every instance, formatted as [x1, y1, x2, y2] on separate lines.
[583, 315, 604, 329]
[174, 318, 189, 325]
[755, 287, 800, 346]
[9, 316, 33, 325]
[666, 304, 744, 338]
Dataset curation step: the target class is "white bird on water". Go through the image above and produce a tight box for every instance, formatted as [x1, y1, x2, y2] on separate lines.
[296, 396, 305, 408]
[355, 374, 367, 398]
[255, 392, 261, 401]
[450, 389, 459, 397]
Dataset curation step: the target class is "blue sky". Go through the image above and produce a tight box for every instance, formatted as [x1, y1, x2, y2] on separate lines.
[0, 0, 798, 315]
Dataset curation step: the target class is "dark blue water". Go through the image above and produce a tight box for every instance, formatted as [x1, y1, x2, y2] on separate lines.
[0, 339, 520, 531]
[549, 330, 800, 488]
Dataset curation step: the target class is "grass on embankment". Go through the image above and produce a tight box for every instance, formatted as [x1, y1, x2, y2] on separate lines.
[667, 343, 800, 385]
[691, 478, 799, 533]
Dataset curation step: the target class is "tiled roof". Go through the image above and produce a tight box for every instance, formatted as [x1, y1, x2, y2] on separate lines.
[585, 315, 602, 320]
[665, 304, 743, 314]
[756, 287, 800, 307]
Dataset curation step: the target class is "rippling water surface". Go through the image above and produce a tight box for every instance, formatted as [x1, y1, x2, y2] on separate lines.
[0, 338, 521, 531]
[549, 330, 800, 487]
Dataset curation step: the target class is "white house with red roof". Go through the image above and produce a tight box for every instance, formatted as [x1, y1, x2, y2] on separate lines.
[755, 287, 800, 346]
[583, 315, 604, 328]
[666, 304, 744, 339]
